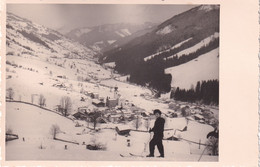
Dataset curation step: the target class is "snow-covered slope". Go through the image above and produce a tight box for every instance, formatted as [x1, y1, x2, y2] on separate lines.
[165, 48, 219, 89]
[144, 38, 193, 61]
[6, 12, 97, 60]
[5, 10, 218, 161]
[102, 5, 219, 93]
[6, 102, 216, 161]
[165, 33, 219, 60]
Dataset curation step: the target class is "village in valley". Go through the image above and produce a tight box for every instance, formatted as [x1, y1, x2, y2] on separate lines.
[5, 5, 219, 161]
[5, 53, 219, 161]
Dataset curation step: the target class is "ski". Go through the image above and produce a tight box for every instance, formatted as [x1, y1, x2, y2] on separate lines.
[120, 153, 145, 158]
[120, 154, 132, 158]
[129, 153, 145, 158]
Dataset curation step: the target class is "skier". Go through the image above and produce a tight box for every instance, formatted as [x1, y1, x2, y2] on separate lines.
[147, 109, 165, 158]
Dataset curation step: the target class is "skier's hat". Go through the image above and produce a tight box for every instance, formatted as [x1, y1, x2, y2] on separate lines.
[153, 109, 162, 115]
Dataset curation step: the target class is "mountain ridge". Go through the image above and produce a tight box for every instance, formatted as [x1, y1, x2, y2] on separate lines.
[100, 5, 219, 92]
[6, 12, 97, 60]
[66, 22, 157, 52]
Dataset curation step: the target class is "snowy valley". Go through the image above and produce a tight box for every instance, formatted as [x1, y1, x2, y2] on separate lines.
[5, 5, 219, 162]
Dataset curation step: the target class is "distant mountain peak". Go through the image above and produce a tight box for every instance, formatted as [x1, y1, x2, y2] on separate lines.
[198, 5, 220, 12]
[66, 22, 157, 52]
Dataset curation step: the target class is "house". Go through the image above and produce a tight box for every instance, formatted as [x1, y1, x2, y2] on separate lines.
[52, 83, 66, 89]
[73, 111, 87, 120]
[199, 120, 205, 124]
[141, 111, 149, 117]
[170, 112, 178, 118]
[90, 93, 99, 99]
[208, 118, 219, 126]
[118, 98, 126, 108]
[78, 107, 89, 113]
[186, 116, 195, 121]
[106, 98, 118, 108]
[99, 117, 107, 123]
[202, 109, 215, 119]
[92, 99, 105, 107]
[108, 114, 123, 123]
[99, 97, 105, 102]
[194, 114, 204, 121]
[193, 107, 203, 114]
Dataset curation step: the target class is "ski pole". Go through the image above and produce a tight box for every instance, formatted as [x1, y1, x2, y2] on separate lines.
[198, 145, 208, 161]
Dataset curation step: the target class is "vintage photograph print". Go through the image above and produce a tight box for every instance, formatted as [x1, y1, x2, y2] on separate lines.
[5, 4, 219, 161]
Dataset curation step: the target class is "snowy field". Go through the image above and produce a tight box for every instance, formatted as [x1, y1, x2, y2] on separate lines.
[165, 48, 219, 89]
[5, 50, 219, 161]
[6, 102, 217, 161]
[6, 14, 219, 160]
[5, 49, 218, 161]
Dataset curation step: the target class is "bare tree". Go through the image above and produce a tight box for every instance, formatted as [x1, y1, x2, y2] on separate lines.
[206, 137, 218, 156]
[49, 124, 60, 139]
[144, 118, 151, 131]
[6, 87, 14, 100]
[38, 94, 46, 107]
[181, 106, 191, 117]
[132, 115, 142, 130]
[60, 96, 72, 116]
[88, 109, 102, 130]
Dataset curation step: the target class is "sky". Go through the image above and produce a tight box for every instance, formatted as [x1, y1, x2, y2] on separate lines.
[7, 4, 197, 34]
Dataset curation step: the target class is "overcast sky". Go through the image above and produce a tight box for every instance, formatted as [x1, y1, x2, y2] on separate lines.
[7, 4, 197, 33]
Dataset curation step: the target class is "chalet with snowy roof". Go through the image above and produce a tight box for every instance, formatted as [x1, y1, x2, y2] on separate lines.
[103, 62, 116, 69]
[186, 116, 195, 121]
[168, 102, 180, 111]
[78, 107, 89, 113]
[199, 120, 205, 124]
[194, 114, 205, 121]
[99, 97, 105, 102]
[106, 98, 118, 108]
[193, 107, 203, 114]
[108, 114, 124, 123]
[208, 118, 218, 126]
[140, 111, 149, 117]
[92, 99, 105, 107]
[73, 111, 87, 120]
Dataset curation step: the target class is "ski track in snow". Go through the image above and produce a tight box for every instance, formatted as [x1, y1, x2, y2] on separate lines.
[166, 32, 219, 59]
[144, 38, 193, 61]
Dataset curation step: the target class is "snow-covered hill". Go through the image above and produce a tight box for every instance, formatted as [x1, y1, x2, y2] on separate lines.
[5, 10, 219, 161]
[165, 32, 219, 60]
[6, 12, 97, 60]
[6, 102, 216, 161]
[165, 48, 219, 89]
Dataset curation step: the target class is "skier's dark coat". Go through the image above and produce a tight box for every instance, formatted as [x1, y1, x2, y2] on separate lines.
[149, 117, 165, 157]
[150, 117, 165, 138]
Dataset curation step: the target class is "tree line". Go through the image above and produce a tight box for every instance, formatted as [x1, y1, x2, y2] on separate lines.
[111, 35, 218, 93]
[146, 37, 219, 69]
[170, 80, 219, 105]
[128, 59, 172, 93]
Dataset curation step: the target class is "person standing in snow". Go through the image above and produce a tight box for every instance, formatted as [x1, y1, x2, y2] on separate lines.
[147, 109, 165, 158]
